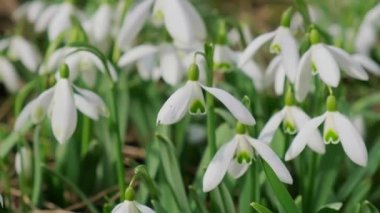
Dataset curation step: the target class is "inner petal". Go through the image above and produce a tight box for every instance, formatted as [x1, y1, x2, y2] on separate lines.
[323, 114, 340, 144]
[234, 135, 254, 164]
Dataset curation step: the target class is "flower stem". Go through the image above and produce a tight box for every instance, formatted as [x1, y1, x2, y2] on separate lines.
[80, 116, 91, 157]
[293, 0, 311, 27]
[32, 125, 42, 207]
[204, 43, 216, 154]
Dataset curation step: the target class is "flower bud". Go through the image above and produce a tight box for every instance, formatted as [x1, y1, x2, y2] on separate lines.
[309, 28, 321, 45]
[326, 95, 337, 112]
[235, 122, 246, 134]
[280, 7, 293, 27]
[124, 187, 135, 201]
[284, 88, 294, 106]
[59, 64, 70, 79]
[187, 63, 199, 81]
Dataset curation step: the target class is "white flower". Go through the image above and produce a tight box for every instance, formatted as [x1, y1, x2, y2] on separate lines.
[289, 108, 367, 166]
[0, 57, 22, 93]
[50, 77, 108, 143]
[203, 132, 293, 192]
[111, 200, 155, 213]
[118, 43, 185, 85]
[213, 44, 238, 70]
[355, 4, 380, 55]
[3, 36, 42, 72]
[116, 0, 206, 50]
[239, 58, 265, 92]
[156, 74, 255, 125]
[13, 0, 46, 24]
[259, 105, 325, 161]
[227, 23, 253, 47]
[40, 47, 118, 86]
[295, 42, 368, 101]
[238, 26, 299, 84]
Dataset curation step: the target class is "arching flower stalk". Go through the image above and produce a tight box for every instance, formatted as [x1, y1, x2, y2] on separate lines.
[203, 122, 293, 192]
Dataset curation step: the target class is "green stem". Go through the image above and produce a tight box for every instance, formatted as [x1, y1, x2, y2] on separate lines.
[42, 165, 99, 213]
[17, 142, 26, 211]
[204, 43, 216, 155]
[32, 125, 42, 207]
[110, 86, 126, 201]
[81, 116, 91, 157]
[293, 0, 311, 28]
[306, 153, 318, 212]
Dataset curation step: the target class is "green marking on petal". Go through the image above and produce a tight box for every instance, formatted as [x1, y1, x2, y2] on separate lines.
[34, 106, 45, 122]
[215, 62, 233, 72]
[271, 44, 281, 54]
[283, 119, 297, 135]
[235, 151, 252, 164]
[189, 99, 206, 115]
[324, 129, 339, 144]
[311, 62, 318, 75]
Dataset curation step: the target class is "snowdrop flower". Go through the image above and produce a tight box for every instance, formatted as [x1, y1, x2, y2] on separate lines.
[157, 64, 255, 125]
[0, 57, 22, 93]
[228, 23, 253, 47]
[203, 122, 293, 192]
[2, 36, 42, 72]
[13, 0, 46, 24]
[213, 44, 238, 71]
[259, 90, 325, 160]
[295, 29, 368, 101]
[239, 58, 265, 92]
[116, 0, 206, 50]
[118, 43, 185, 85]
[112, 187, 155, 213]
[352, 54, 380, 76]
[289, 95, 368, 166]
[355, 4, 380, 55]
[40, 47, 118, 86]
[15, 147, 33, 179]
[239, 8, 299, 84]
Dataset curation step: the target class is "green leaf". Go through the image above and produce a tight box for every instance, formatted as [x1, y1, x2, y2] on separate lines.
[250, 202, 273, 213]
[260, 159, 300, 213]
[317, 202, 343, 213]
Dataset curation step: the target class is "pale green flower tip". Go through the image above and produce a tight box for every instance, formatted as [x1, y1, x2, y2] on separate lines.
[309, 28, 321, 45]
[187, 63, 199, 81]
[284, 88, 294, 106]
[235, 122, 246, 134]
[124, 187, 135, 201]
[59, 64, 70, 79]
[280, 7, 293, 28]
[326, 95, 337, 112]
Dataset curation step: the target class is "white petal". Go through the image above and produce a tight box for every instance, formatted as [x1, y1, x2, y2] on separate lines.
[48, 3, 74, 40]
[258, 109, 285, 144]
[295, 49, 312, 101]
[327, 45, 369, 80]
[290, 106, 325, 154]
[271, 27, 299, 82]
[136, 55, 156, 80]
[111, 201, 139, 213]
[238, 31, 276, 67]
[14, 100, 36, 131]
[239, 59, 264, 91]
[156, 82, 192, 125]
[352, 54, 380, 75]
[31, 87, 55, 123]
[286, 113, 326, 161]
[51, 79, 77, 143]
[35, 4, 60, 32]
[248, 137, 293, 184]
[159, 44, 184, 85]
[163, 0, 206, 47]
[74, 94, 100, 120]
[312, 44, 340, 87]
[201, 85, 255, 125]
[118, 44, 158, 67]
[203, 138, 238, 192]
[0, 57, 21, 93]
[334, 112, 368, 166]
[92, 4, 113, 42]
[227, 160, 250, 179]
[9, 36, 41, 71]
[355, 23, 376, 55]
[135, 202, 155, 213]
[274, 65, 286, 96]
[74, 86, 108, 117]
[264, 56, 281, 88]
[26, 1, 46, 23]
[117, 0, 154, 50]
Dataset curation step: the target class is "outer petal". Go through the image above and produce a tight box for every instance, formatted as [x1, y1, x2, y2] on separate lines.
[327, 45, 368, 80]
[14, 100, 36, 131]
[0, 57, 21, 93]
[180, 0, 206, 42]
[258, 109, 285, 144]
[295, 49, 312, 101]
[238, 31, 276, 67]
[74, 86, 108, 117]
[31, 87, 55, 123]
[274, 65, 286, 96]
[312, 44, 340, 87]
[264, 56, 281, 88]
[118, 44, 158, 67]
[271, 27, 299, 83]
[291, 106, 325, 154]
[51, 79, 77, 143]
[248, 137, 293, 184]
[285, 113, 326, 161]
[201, 85, 255, 125]
[74, 94, 100, 120]
[135, 202, 156, 213]
[227, 160, 250, 179]
[240, 59, 264, 91]
[334, 112, 368, 166]
[355, 23, 376, 55]
[156, 82, 192, 125]
[92, 4, 113, 42]
[159, 44, 184, 85]
[136, 55, 156, 80]
[35, 4, 60, 32]
[9, 37, 41, 71]
[352, 54, 380, 75]
[111, 201, 139, 213]
[117, 0, 154, 50]
[48, 3, 74, 40]
[203, 138, 238, 192]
